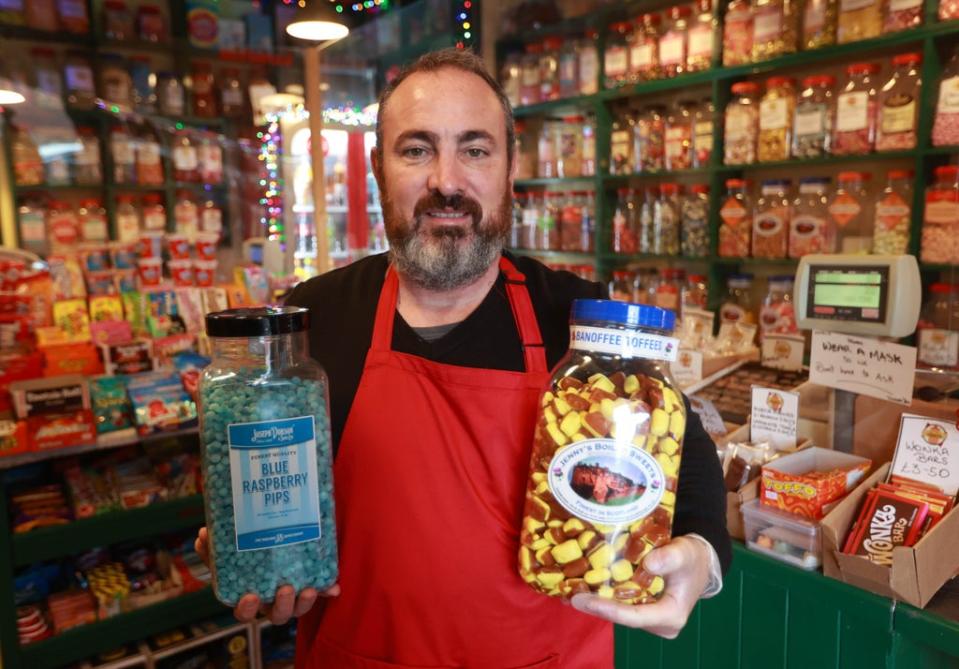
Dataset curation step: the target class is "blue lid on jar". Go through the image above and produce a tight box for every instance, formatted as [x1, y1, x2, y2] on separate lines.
[206, 306, 309, 337]
[571, 299, 675, 331]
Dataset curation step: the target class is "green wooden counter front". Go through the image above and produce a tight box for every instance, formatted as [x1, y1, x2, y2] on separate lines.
[615, 543, 959, 669]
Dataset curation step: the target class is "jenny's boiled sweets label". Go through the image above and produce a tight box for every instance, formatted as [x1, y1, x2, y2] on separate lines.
[549, 439, 666, 525]
[229, 416, 322, 551]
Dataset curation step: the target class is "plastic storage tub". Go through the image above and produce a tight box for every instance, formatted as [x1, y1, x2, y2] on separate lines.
[742, 499, 821, 570]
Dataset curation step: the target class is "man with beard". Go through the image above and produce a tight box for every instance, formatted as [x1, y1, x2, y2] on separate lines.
[195, 48, 729, 668]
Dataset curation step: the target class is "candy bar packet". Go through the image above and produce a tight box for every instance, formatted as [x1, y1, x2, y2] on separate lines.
[843, 489, 930, 565]
[722, 441, 778, 492]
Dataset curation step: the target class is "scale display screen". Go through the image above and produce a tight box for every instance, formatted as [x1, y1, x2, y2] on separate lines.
[805, 265, 889, 323]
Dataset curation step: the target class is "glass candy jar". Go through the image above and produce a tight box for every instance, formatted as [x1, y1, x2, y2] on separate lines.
[832, 63, 878, 155]
[876, 53, 921, 152]
[758, 76, 796, 162]
[725, 82, 760, 165]
[519, 301, 683, 604]
[790, 177, 833, 257]
[199, 307, 338, 606]
[793, 75, 834, 158]
[873, 169, 912, 255]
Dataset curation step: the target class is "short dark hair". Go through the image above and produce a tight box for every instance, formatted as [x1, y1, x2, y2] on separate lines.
[374, 48, 515, 169]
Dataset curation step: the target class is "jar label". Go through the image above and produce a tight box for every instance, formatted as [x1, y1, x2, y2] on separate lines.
[918, 329, 959, 367]
[876, 193, 910, 230]
[138, 141, 161, 166]
[829, 194, 862, 226]
[805, 0, 826, 32]
[143, 210, 166, 231]
[837, 91, 870, 131]
[659, 33, 684, 66]
[937, 77, 959, 115]
[228, 415, 322, 551]
[112, 136, 134, 164]
[725, 110, 754, 138]
[889, 0, 921, 10]
[720, 303, 747, 323]
[795, 106, 827, 136]
[569, 325, 679, 362]
[605, 47, 628, 76]
[881, 96, 915, 134]
[630, 43, 654, 69]
[116, 213, 139, 242]
[579, 50, 599, 91]
[754, 212, 785, 237]
[174, 145, 198, 170]
[81, 215, 108, 242]
[547, 439, 666, 525]
[202, 207, 223, 233]
[925, 199, 959, 224]
[720, 200, 748, 223]
[58, 0, 86, 17]
[841, 0, 876, 11]
[760, 97, 789, 130]
[791, 214, 825, 238]
[688, 25, 713, 58]
[753, 6, 784, 42]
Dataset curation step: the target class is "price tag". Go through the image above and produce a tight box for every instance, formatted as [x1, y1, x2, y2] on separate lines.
[671, 349, 703, 388]
[890, 414, 959, 497]
[809, 330, 917, 405]
[689, 396, 727, 436]
[761, 334, 805, 371]
[750, 387, 799, 450]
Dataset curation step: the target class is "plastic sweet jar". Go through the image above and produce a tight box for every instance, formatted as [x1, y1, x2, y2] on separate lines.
[721, 274, 757, 324]
[792, 75, 834, 158]
[693, 99, 714, 167]
[883, 0, 922, 33]
[539, 37, 563, 103]
[724, 82, 760, 165]
[873, 169, 912, 255]
[921, 166, 959, 265]
[723, 0, 754, 66]
[752, 179, 791, 259]
[760, 276, 799, 339]
[629, 13, 661, 83]
[876, 53, 921, 152]
[655, 268, 685, 312]
[917, 284, 959, 371]
[577, 30, 600, 96]
[837, 0, 882, 43]
[832, 63, 878, 156]
[790, 177, 833, 258]
[635, 106, 666, 172]
[520, 43, 542, 106]
[659, 6, 691, 78]
[605, 22, 633, 89]
[654, 184, 682, 256]
[558, 39, 579, 99]
[802, 0, 837, 49]
[664, 101, 695, 171]
[683, 274, 709, 311]
[519, 300, 683, 604]
[681, 184, 710, 257]
[758, 77, 796, 162]
[199, 307, 338, 606]
[932, 48, 959, 147]
[829, 172, 872, 253]
[719, 178, 752, 257]
[686, 0, 717, 72]
[609, 271, 634, 301]
[610, 113, 635, 175]
[751, 0, 798, 61]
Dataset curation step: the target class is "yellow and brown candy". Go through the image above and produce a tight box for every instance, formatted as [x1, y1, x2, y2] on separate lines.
[519, 370, 685, 604]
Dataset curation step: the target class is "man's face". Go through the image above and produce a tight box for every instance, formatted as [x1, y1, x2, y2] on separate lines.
[372, 67, 514, 291]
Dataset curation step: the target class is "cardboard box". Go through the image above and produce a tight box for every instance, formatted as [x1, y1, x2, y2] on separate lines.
[821, 462, 959, 608]
[10, 375, 90, 420]
[760, 447, 871, 520]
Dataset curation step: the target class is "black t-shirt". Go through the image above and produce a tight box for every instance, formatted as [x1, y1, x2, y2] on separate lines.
[286, 252, 732, 573]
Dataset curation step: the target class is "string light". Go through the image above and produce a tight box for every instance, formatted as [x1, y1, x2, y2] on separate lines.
[457, 0, 474, 48]
[259, 115, 285, 243]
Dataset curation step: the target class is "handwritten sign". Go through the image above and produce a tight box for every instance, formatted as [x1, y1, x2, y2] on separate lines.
[761, 334, 805, 371]
[671, 349, 703, 388]
[809, 330, 917, 405]
[689, 396, 727, 437]
[750, 387, 799, 450]
[890, 414, 959, 497]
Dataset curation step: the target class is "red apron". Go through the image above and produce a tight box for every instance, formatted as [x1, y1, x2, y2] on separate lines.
[295, 257, 612, 669]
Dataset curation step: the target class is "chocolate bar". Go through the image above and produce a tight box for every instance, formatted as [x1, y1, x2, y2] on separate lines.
[845, 490, 929, 565]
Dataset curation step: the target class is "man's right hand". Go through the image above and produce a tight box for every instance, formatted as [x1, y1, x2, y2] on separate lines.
[194, 527, 341, 625]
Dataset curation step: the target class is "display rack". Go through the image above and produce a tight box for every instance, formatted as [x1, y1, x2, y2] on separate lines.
[500, 3, 959, 309]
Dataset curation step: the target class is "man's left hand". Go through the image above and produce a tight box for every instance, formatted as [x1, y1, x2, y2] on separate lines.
[570, 535, 711, 639]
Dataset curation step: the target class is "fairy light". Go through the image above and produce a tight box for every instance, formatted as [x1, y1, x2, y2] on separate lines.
[260, 115, 285, 243]
[457, 0, 474, 48]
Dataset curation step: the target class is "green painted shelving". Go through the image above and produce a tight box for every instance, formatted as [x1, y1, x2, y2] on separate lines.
[503, 6, 959, 311]
[12, 495, 205, 567]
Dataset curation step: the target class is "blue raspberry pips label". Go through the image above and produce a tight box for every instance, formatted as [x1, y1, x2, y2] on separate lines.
[228, 415, 322, 551]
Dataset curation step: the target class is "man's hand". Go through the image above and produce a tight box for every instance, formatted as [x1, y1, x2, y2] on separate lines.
[570, 535, 711, 639]
[194, 527, 340, 625]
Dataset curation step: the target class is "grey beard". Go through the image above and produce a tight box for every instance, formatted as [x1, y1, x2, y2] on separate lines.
[388, 223, 505, 291]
